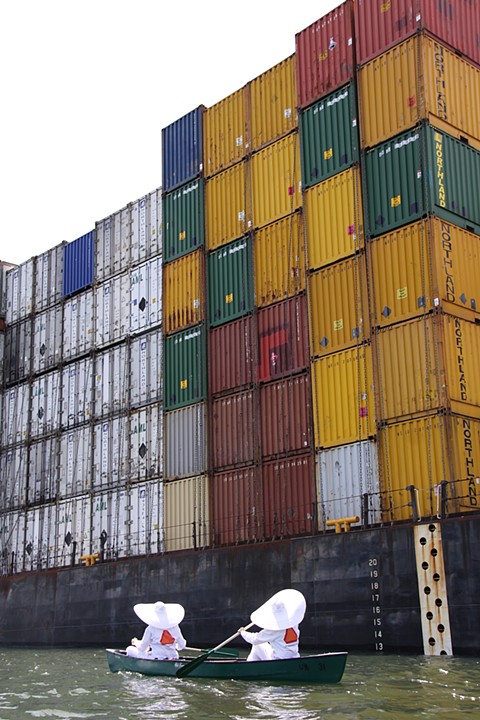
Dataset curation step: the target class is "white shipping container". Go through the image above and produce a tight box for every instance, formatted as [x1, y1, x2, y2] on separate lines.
[63, 289, 94, 361]
[130, 188, 162, 267]
[0, 332, 4, 383]
[59, 426, 92, 498]
[0, 261, 17, 317]
[130, 257, 162, 335]
[28, 436, 59, 504]
[31, 305, 63, 374]
[0, 509, 25, 575]
[94, 344, 129, 417]
[129, 403, 163, 481]
[95, 205, 131, 282]
[316, 440, 381, 529]
[94, 273, 130, 348]
[92, 416, 129, 489]
[0, 446, 27, 510]
[1, 383, 29, 446]
[3, 317, 32, 385]
[91, 487, 129, 559]
[129, 479, 163, 556]
[56, 495, 91, 567]
[61, 357, 94, 428]
[165, 403, 206, 479]
[30, 370, 61, 439]
[130, 328, 163, 408]
[34, 243, 64, 312]
[24, 503, 57, 570]
[6, 259, 34, 323]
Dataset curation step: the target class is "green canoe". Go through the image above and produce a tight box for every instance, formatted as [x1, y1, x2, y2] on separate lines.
[105, 648, 347, 683]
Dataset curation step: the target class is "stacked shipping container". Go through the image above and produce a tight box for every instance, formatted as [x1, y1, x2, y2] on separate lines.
[2, 0, 480, 577]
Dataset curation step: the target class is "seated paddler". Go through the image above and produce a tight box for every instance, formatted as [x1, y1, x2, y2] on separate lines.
[126, 600, 187, 660]
[238, 588, 306, 662]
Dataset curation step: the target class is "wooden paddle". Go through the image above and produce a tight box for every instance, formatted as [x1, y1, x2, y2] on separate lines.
[176, 622, 254, 678]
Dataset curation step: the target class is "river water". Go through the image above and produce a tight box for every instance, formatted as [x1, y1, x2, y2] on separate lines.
[0, 648, 478, 719]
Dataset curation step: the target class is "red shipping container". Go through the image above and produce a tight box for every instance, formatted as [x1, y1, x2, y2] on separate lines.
[354, 0, 480, 66]
[257, 295, 309, 383]
[260, 373, 312, 459]
[295, 1, 355, 109]
[262, 453, 316, 539]
[211, 466, 263, 545]
[208, 316, 256, 395]
[211, 390, 259, 470]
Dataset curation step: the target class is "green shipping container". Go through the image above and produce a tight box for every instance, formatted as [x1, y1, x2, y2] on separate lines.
[164, 324, 206, 410]
[207, 236, 253, 327]
[163, 179, 205, 263]
[300, 83, 359, 189]
[365, 123, 480, 237]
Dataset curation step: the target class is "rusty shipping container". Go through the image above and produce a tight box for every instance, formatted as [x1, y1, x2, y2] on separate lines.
[257, 294, 309, 383]
[354, 0, 480, 67]
[254, 212, 306, 307]
[208, 315, 256, 396]
[368, 218, 480, 327]
[163, 179, 205, 263]
[311, 343, 376, 448]
[262, 453, 316, 539]
[305, 166, 364, 269]
[163, 250, 205, 335]
[205, 161, 250, 250]
[211, 389, 258, 470]
[251, 132, 302, 230]
[308, 252, 370, 357]
[260, 372, 312, 459]
[211, 466, 263, 546]
[375, 312, 480, 422]
[379, 413, 480, 523]
[295, 1, 355, 109]
[359, 34, 480, 149]
[249, 54, 297, 152]
[204, 87, 247, 178]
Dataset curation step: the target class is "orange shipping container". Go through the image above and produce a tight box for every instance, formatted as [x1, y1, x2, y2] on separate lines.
[211, 466, 263, 545]
[254, 212, 305, 307]
[163, 250, 205, 335]
[204, 87, 247, 177]
[309, 253, 370, 357]
[375, 312, 480, 422]
[205, 161, 250, 250]
[311, 344, 376, 449]
[359, 34, 480, 149]
[369, 218, 480, 327]
[304, 167, 364, 270]
[379, 413, 480, 522]
[249, 55, 297, 152]
[251, 132, 301, 230]
[163, 475, 210, 552]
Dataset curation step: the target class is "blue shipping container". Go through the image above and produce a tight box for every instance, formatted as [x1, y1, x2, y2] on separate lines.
[62, 230, 95, 296]
[162, 106, 205, 193]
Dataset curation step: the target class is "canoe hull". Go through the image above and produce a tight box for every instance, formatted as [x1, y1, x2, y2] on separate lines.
[106, 648, 347, 683]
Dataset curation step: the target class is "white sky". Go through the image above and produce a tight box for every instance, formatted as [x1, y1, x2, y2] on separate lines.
[1, 0, 341, 266]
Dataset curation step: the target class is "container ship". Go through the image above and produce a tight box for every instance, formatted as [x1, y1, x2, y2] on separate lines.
[1, 0, 480, 656]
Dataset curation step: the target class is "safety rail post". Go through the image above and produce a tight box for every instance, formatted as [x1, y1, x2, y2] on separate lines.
[406, 485, 419, 522]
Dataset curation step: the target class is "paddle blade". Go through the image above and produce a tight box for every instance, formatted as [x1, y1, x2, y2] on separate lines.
[176, 650, 211, 678]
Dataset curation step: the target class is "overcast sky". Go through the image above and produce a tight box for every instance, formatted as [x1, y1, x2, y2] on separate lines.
[1, 0, 341, 266]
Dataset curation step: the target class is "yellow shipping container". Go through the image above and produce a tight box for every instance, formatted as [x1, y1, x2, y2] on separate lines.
[163, 475, 210, 552]
[376, 312, 480, 422]
[369, 218, 480, 327]
[380, 414, 480, 522]
[249, 54, 297, 152]
[251, 132, 302, 230]
[309, 253, 370, 357]
[359, 33, 480, 148]
[304, 166, 364, 270]
[254, 212, 305, 307]
[311, 344, 376, 448]
[204, 87, 247, 177]
[163, 250, 205, 334]
[205, 161, 250, 250]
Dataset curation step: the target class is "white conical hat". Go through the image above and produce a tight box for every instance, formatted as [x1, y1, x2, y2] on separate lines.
[133, 601, 185, 629]
[250, 589, 306, 630]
